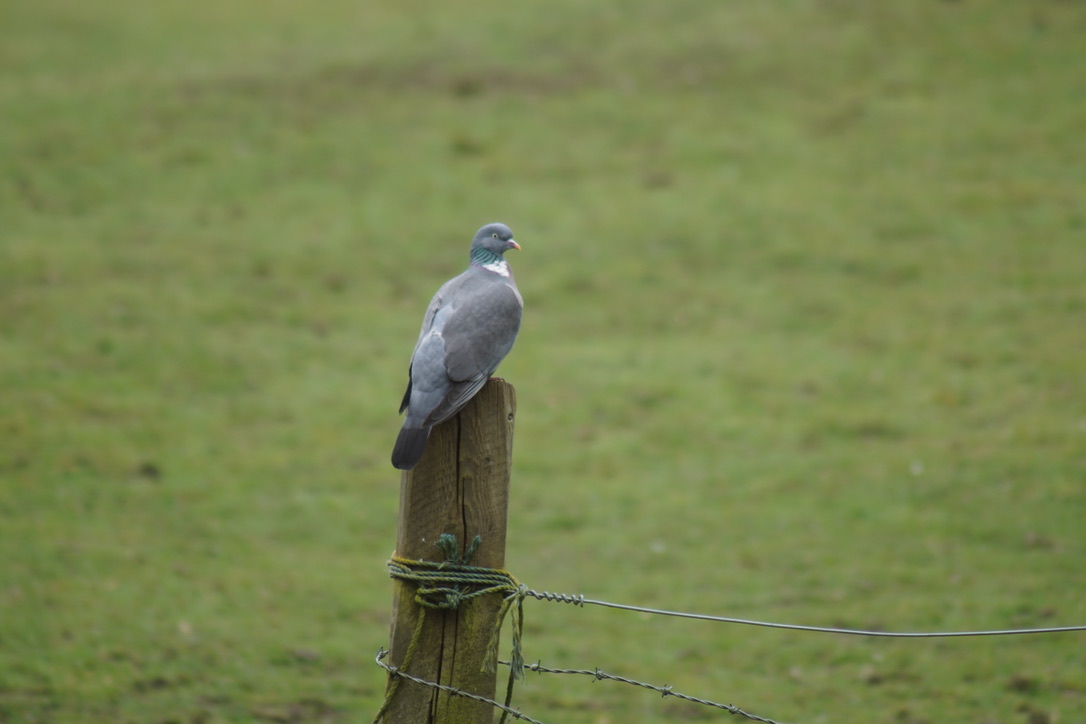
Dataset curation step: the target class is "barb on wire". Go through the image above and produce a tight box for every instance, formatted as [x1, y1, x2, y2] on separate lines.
[502, 659, 788, 724]
[525, 590, 1086, 638]
[375, 649, 544, 724]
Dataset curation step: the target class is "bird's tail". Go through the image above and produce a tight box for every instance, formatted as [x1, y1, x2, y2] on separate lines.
[391, 426, 431, 470]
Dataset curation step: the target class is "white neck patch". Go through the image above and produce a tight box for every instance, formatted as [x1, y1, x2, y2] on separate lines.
[477, 258, 511, 278]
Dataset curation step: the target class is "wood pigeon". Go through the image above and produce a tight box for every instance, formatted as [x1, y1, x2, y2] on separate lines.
[391, 223, 523, 470]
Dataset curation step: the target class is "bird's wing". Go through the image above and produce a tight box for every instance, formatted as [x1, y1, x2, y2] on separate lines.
[400, 266, 522, 428]
[421, 278, 521, 426]
[398, 275, 462, 421]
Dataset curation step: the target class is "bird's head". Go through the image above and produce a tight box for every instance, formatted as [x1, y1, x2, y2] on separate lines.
[472, 223, 520, 256]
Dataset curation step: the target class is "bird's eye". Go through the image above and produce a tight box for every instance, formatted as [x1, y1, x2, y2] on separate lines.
[492, 233, 499, 239]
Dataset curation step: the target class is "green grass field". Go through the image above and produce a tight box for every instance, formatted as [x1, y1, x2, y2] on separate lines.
[3, 1, 1085, 722]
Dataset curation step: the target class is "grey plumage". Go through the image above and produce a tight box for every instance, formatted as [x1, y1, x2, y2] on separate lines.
[391, 223, 523, 470]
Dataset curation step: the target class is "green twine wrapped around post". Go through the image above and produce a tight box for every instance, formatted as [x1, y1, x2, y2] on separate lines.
[374, 535, 528, 724]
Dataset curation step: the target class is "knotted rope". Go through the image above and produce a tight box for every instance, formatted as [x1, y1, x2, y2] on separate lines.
[373, 534, 527, 724]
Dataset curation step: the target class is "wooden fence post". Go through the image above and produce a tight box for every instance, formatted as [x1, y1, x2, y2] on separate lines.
[383, 379, 516, 723]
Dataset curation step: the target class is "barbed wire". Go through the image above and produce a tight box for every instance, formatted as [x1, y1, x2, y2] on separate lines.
[374, 648, 545, 724]
[502, 659, 787, 724]
[525, 589, 1086, 638]
[377, 548, 1086, 723]
[374, 646, 789, 724]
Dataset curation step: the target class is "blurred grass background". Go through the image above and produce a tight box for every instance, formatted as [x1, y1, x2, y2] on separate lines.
[2, 1, 1085, 722]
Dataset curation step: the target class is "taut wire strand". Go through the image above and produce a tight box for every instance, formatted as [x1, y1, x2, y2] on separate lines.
[525, 589, 1086, 638]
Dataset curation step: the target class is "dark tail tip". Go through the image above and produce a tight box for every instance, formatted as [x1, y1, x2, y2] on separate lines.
[391, 427, 431, 470]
